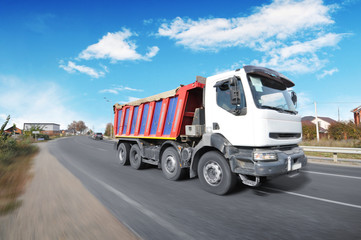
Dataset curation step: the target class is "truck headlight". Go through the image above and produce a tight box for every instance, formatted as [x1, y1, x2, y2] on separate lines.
[253, 152, 278, 161]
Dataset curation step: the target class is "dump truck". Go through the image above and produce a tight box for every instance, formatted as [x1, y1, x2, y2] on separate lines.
[113, 65, 307, 195]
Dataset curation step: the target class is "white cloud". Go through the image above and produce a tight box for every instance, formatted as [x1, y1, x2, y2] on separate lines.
[59, 61, 105, 78]
[317, 68, 339, 79]
[145, 46, 160, 59]
[99, 85, 143, 95]
[158, 0, 343, 73]
[78, 29, 159, 62]
[115, 86, 143, 92]
[0, 75, 84, 130]
[118, 96, 140, 104]
[99, 89, 118, 94]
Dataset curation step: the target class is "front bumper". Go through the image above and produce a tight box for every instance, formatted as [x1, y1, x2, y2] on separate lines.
[228, 146, 307, 177]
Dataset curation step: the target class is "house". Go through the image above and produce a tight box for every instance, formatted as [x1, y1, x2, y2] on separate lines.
[301, 116, 337, 136]
[351, 105, 361, 126]
[23, 123, 60, 136]
[4, 126, 22, 135]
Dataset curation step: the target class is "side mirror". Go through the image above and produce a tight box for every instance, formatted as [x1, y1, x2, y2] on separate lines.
[290, 91, 297, 106]
[230, 76, 241, 105]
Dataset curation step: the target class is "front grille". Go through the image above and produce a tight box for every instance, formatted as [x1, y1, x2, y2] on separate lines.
[269, 133, 301, 139]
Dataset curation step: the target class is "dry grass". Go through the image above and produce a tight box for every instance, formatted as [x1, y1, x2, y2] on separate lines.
[301, 139, 361, 148]
[302, 139, 361, 160]
[0, 141, 38, 215]
[304, 151, 361, 160]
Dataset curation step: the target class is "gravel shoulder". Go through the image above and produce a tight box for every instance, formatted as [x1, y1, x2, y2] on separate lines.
[0, 141, 139, 240]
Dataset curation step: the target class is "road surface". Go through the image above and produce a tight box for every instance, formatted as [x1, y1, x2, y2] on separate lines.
[48, 136, 361, 240]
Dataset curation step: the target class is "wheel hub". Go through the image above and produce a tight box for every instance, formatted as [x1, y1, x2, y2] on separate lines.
[165, 156, 176, 173]
[203, 161, 222, 186]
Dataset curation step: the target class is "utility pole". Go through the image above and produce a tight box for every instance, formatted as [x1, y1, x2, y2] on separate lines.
[314, 101, 320, 142]
[338, 107, 340, 122]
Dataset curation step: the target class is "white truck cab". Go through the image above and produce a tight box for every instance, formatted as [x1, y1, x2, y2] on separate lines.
[190, 66, 307, 193]
[205, 66, 301, 147]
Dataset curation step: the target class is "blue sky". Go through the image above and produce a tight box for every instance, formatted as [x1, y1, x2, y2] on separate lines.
[1, 0, 361, 132]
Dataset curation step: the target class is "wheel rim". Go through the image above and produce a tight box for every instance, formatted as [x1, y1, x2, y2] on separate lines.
[165, 155, 176, 174]
[119, 148, 125, 162]
[133, 152, 139, 164]
[203, 161, 223, 186]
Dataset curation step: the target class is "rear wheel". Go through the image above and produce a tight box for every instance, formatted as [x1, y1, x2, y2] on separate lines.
[118, 142, 130, 166]
[161, 147, 185, 181]
[198, 151, 236, 195]
[129, 144, 144, 170]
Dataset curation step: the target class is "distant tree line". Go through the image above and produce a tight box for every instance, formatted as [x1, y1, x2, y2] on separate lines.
[104, 123, 113, 137]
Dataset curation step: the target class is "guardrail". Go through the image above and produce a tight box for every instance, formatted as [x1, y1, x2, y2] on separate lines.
[301, 146, 361, 163]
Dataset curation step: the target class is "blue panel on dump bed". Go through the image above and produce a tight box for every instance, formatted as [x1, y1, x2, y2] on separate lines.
[123, 108, 130, 134]
[163, 97, 178, 135]
[117, 110, 122, 134]
[130, 106, 139, 134]
[150, 101, 162, 135]
[139, 104, 149, 135]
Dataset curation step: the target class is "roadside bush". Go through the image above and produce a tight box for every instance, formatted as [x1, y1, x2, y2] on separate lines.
[302, 123, 316, 140]
[0, 138, 37, 165]
[328, 121, 361, 140]
[0, 116, 39, 215]
[0, 116, 38, 165]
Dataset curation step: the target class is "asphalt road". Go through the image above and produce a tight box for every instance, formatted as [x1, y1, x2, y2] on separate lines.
[48, 136, 361, 240]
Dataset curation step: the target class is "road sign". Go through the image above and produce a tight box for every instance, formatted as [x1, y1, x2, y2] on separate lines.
[32, 131, 40, 134]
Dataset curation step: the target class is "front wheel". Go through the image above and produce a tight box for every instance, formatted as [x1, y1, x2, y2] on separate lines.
[129, 144, 144, 170]
[197, 151, 236, 195]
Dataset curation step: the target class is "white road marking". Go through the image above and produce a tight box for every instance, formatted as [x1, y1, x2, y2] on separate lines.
[260, 187, 361, 210]
[63, 156, 193, 239]
[96, 180, 193, 239]
[302, 170, 361, 180]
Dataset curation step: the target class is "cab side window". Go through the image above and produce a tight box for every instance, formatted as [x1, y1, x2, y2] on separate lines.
[216, 79, 246, 115]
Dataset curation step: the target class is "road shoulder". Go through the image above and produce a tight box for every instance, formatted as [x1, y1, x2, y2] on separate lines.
[0, 142, 139, 240]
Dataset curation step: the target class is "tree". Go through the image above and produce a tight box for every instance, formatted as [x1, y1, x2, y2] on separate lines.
[76, 121, 87, 134]
[104, 123, 113, 137]
[67, 120, 88, 135]
[0, 115, 10, 142]
[67, 121, 77, 135]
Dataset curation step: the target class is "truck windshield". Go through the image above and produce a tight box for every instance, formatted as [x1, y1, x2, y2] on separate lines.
[248, 75, 296, 114]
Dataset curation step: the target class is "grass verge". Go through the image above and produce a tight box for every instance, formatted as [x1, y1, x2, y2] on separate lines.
[0, 139, 38, 215]
[301, 139, 361, 148]
[304, 151, 361, 160]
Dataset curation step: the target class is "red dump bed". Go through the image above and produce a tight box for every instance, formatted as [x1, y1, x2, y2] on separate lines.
[113, 81, 204, 140]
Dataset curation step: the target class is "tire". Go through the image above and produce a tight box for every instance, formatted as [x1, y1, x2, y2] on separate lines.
[118, 142, 130, 166]
[161, 147, 185, 181]
[129, 144, 144, 170]
[197, 151, 237, 195]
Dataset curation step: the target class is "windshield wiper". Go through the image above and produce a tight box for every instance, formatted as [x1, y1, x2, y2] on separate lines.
[284, 109, 298, 115]
[261, 105, 297, 114]
[261, 105, 285, 113]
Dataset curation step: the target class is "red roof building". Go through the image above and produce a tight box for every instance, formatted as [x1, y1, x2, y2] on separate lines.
[351, 105, 361, 126]
[5, 126, 22, 135]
